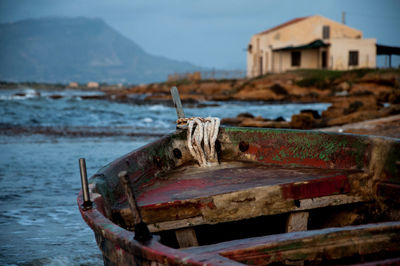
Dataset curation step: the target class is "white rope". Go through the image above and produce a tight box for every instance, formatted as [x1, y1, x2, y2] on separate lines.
[177, 117, 220, 167]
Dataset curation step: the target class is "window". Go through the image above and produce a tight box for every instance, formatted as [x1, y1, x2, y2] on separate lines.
[348, 51, 359, 66]
[248, 44, 252, 53]
[323, 26, 330, 39]
[291, 51, 301, 66]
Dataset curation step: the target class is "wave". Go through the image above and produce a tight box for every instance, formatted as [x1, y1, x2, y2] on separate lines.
[21, 254, 103, 266]
[0, 124, 168, 138]
[148, 104, 170, 111]
[0, 88, 40, 100]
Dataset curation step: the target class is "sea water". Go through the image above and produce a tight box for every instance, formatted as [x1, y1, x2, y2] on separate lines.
[0, 88, 329, 265]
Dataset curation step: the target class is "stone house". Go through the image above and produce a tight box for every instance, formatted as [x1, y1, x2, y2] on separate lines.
[247, 15, 376, 77]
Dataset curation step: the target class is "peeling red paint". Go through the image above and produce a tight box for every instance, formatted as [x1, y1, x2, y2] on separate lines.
[281, 175, 350, 200]
[137, 179, 210, 206]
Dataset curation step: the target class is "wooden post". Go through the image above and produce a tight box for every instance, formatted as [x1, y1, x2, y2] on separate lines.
[286, 211, 309, 232]
[175, 228, 199, 248]
[170, 86, 185, 119]
[79, 158, 92, 210]
[119, 171, 152, 242]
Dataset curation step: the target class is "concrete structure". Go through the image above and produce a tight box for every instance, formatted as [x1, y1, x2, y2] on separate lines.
[247, 15, 376, 77]
[87, 81, 99, 89]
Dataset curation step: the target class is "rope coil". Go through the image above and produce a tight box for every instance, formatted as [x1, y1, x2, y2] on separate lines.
[177, 117, 220, 167]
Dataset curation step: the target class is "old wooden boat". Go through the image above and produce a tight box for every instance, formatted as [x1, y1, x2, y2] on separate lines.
[78, 89, 400, 265]
[78, 125, 400, 265]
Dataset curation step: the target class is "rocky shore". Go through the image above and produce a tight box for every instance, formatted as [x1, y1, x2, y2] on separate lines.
[102, 69, 400, 138]
[3, 69, 400, 138]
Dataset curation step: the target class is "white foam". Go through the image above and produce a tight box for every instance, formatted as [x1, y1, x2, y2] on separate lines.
[142, 117, 153, 123]
[5, 209, 46, 226]
[149, 104, 168, 111]
[42, 256, 73, 266]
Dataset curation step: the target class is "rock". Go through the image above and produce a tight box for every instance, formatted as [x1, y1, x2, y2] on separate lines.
[343, 101, 364, 115]
[239, 119, 290, 128]
[360, 72, 398, 86]
[254, 116, 265, 121]
[337, 81, 350, 91]
[322, 96, 379, 119]
[326, 110, 382, 127]
[233, 88, 282, 101]
[300, 109, 321, 119]
[290, 113, 317, 129]
[269, 83, 288, 95]
[49, 94, 63, 99]
[274, 116, 286, 122]
[379, 104, 400, 116]
[80, 95, 108, 100]
[237, 112, 254, 118]
[335, 90, 349, 97]
[221, 117, 243, 126]
[388, 89, 400, 104]
[377, 91, 390, 102]
[350, 90, 373, 96]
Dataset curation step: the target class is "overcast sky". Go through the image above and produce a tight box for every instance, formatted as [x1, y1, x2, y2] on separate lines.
[1, 0, 399, 69]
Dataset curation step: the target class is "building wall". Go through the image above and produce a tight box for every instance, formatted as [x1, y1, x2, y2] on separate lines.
[247, 15, 367, 77]
[329, 39, 377, 70]
[272, 49, 320, 73]
[260, 15, 361, 47]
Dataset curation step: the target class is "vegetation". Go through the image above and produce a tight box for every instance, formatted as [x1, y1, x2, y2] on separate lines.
[294, 69, 344, 89]
[293, 68, 400, 89]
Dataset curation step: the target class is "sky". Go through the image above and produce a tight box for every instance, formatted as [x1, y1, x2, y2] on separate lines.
[1, 0, 399, 69]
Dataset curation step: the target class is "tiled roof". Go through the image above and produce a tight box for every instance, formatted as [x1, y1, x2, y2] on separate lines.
[258, 16, 310, 35]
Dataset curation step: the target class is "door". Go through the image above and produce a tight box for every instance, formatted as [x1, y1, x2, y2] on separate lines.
[322, 51, 327, 68]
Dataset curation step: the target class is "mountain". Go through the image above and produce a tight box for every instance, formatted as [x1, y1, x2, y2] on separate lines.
[0, 17, 200, 84]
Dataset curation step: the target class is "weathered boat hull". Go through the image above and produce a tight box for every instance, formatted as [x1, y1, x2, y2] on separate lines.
[78, 127, 400, 265]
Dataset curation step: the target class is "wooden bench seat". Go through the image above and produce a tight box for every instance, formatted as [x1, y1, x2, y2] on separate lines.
[116, 161, 368, 232]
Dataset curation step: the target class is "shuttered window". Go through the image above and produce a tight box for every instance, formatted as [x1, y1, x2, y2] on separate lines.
[323, 26, 330, 39]
[349, 51, 359, 66]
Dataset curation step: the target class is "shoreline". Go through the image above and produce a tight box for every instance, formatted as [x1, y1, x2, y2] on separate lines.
[1, 69, 399, 138]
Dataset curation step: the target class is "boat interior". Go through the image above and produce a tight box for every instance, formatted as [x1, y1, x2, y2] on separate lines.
[90, 127, 400, 265]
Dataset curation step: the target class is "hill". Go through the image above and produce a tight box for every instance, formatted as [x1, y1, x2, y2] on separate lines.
[0, 17, 200, 84]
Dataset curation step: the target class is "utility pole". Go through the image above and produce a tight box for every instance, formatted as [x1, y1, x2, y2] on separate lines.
[342, 11, 346, 24]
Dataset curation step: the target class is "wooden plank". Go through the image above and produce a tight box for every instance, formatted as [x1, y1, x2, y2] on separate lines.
[170, 86, 185, 119]
[119, 194, 365, 232]
[175, 228, 199, 248]
[119, 171, 143, 225]
[148, 216, 204, 233]
[295, 194, 367, 210]
[184, 221, 400, 265]
[286, 211, 309, 232]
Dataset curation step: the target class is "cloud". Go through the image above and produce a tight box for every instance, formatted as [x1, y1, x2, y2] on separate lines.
[1, 0, 399, 69]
